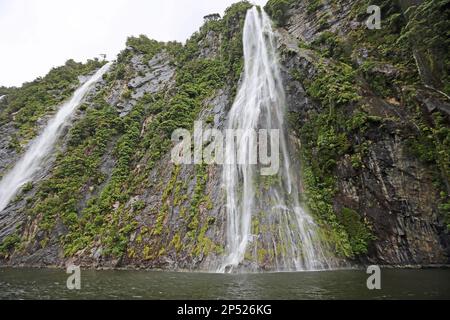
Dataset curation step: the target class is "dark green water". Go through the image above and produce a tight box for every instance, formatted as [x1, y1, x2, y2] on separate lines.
[0, 268, 449, 300]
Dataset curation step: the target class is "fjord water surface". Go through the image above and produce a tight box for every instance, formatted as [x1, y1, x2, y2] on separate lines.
[1, 268, 449, 299]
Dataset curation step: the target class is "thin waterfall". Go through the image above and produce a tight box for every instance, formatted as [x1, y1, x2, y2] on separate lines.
[0, 63, 112, 213]
[219, 7, 334, 273]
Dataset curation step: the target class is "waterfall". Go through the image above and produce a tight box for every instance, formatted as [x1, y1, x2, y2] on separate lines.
[0, 63, 112, 213]
[219, 7, 334, 273]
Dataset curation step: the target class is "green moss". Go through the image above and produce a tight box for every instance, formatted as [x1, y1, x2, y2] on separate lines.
[0, 233, 21, 258]
[170, 233, 183, 253]
[340, 207, 376, 255]
[252, 216, 260, 235]
[192, 225, 214, 257]
[132, 200, 146, 212]
[317, 13, 330, 31]
[154, 165, 180, 236]
[306, 0, 322, 14]
[8, 134, 22, 153]
[127, 247, 136, 259]
[301, 162, 353, 257]
[188, 164, 208, 232]
[143, 245, 153, 260]
[306, 60, 360, 108]
[126, 35, 164, 63]
[310, 31, 350, 62]
[257, 247, 268, 264]
[348, 0, 418, 88]
[205, 114, 214, 125]
[21, 182, 33, 193]
[136, 233, 143, 244]
[122, 89, 132, 99]
[359, 59, 399, 98]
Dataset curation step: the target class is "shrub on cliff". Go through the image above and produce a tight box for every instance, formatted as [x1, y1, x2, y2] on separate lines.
[265, 0, 294, 26]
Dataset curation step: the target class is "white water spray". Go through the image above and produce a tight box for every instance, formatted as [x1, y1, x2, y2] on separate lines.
[0, 63, 112, 213]
[219, 8, 334, 272]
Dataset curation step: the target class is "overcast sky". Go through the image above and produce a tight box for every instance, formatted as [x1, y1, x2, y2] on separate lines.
[0, 0, 267, 87]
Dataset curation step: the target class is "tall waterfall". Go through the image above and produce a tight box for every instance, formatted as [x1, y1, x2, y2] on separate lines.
[219, 7, 334, 273]
[0, 63, 112, 213]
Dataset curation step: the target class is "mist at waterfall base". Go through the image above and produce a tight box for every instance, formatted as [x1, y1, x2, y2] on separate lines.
[219, 7, 337, 273]
[0, 63, 112, 213]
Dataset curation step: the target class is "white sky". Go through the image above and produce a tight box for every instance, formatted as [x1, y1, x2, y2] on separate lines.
[0, 0, 267, 87]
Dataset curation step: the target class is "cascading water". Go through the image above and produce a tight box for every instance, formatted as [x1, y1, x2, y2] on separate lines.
[0, 62, 112, 213]
[219, 7, 335, 273]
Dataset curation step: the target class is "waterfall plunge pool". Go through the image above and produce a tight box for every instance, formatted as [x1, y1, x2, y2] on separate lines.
[1, 267, 449, 299]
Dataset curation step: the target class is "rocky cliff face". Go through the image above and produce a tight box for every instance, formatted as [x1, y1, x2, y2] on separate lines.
[0, 0, 449, 270]
[275, 0, 450, 265]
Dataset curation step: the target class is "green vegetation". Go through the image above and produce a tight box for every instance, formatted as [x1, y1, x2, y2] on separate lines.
[306, 61, 360, 107]
[351, 0, 450, 229]
[289, 21, 377, 257]
[293, 108, 379, 258]
[126, 35, 164, 63]
[220, 1, 253, 88]
[289, 81, 378, 257]
[0, 59, 105, 142]
[310, 31, 349, 62]
[288, 0, 450, 258]
[306, 0, 323, 14]
[0, 233, 21, 258]
[293, 107, 378, 257]
[21, 182, 33, 193]
[8, 1, 252, 262]
[340, 207, 376, 255]
[4, 0, 448, 266]
[30, 93, 122, 255]
[397, 0, 450, 94]
[265, 0, 295, 26]
[0, 86, 14, 96]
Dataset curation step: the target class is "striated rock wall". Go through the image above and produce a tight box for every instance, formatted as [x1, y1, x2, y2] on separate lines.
[0, 0, 448, 269]
[275, 0, 450, 265]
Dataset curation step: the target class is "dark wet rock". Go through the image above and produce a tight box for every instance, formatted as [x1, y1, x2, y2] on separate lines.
[275, 3, 450, 266]
[1, 1, 449, 270]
